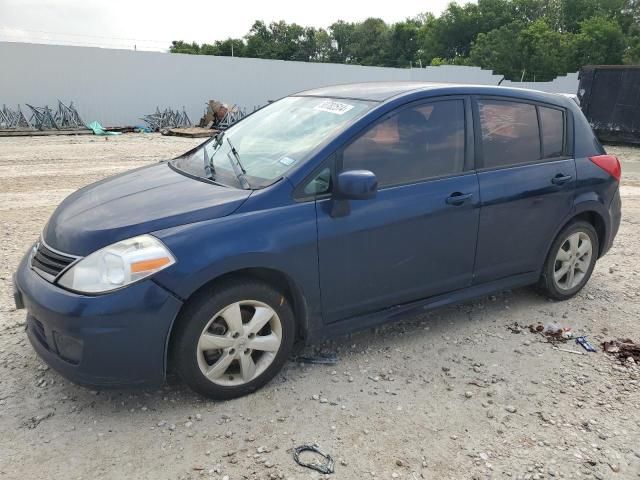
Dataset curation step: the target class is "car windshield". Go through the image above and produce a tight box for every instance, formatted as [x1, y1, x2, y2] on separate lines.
[171, 96, 374, 189]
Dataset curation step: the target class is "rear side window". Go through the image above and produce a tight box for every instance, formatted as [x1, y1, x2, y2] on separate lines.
[342, 99, 465, 187]
[539, 106, 565, 158]
[478, 100, 540, 168]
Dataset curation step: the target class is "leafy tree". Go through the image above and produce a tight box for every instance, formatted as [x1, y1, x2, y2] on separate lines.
[388, 18, 422, 67]
[328, 21, 356, 63]
[572, 16, 626, 66]
[169, 41, 201, 54]
[349, 18, 390, 66]
[470, 19, 572, 80]
[469, 22, 525, 79]
[624, 33, 640, 64]
[170, 0, 639, 78]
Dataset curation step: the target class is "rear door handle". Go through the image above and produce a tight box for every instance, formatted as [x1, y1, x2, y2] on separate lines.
[446, 192, 473, 206]
[552, 174, 573, 185]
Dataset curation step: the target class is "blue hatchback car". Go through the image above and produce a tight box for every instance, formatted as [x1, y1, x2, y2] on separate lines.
[14, 82, 621, 399]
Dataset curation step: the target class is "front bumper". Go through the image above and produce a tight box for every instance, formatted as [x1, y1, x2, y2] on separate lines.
[14, 252, 183, 387]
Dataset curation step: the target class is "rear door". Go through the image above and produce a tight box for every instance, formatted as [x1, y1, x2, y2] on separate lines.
[473, 97, 576, 283]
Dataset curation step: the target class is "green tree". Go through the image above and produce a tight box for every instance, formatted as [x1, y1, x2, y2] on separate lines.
[470, 19, 572, 80]
[625, 33, 640, 64]
[349, 18, 390, 66]
[169, 0, 638, 76]
[518, 19, 572, 80]
[313, 28, 333, 62]
[572, 16, 626, 66]
[169, 41, 201, 54]
[388, 19, 422, 67]
[328, 21, 357, 63]
[469, 22, 524, 79]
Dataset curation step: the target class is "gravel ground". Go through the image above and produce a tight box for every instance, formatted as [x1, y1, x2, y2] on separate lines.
[0, 134, 639, 480]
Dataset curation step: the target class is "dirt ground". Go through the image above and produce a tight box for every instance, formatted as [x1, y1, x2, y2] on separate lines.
[0, 134, 639, 480]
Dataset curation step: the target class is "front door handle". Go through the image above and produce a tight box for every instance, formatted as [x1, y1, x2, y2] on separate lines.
[446, 192, 473, 206]
[552, 174, 573, 186]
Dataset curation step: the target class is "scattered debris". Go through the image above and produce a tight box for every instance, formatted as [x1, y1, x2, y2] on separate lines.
[87, 121, 121, 136]
[160, 127, 218, 138]
[21, 411, 55, 429]
[198, 100, 255, 130]
[1, 100, 85, 131]
[556, 347, 585, 355]
[506, 322, 525, 334]
[293, 352, 339, 365]
[576, 336, 597, 352]
[529, 323, 573, 342]
[141, 107, 192, 132]
[293, 443, 335, 474]
[602, 339, 640, 363]
[0, 104, 30, 128]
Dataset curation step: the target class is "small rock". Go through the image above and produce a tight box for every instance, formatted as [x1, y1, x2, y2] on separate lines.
[465, 391, 473, 399]
[505, 406, 517, 414]
[609, 464, 620, 473]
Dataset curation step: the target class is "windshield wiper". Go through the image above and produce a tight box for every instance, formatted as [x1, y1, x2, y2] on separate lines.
[226, 137, 251, 189]
[203, 144, 216, 180]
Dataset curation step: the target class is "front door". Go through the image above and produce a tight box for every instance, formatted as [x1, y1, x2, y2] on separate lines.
[315, 98, 480, 323]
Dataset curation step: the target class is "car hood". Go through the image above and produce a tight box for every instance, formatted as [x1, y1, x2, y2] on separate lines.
[43, 162, 251, 256]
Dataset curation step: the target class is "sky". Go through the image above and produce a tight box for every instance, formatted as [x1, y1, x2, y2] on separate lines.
[0, 0, 461, 52]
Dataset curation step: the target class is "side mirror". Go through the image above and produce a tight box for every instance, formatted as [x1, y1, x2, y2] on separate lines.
[337, 170, 378, 200]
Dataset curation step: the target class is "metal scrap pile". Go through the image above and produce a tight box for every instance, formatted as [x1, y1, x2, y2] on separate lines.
[0, 100, 85, 130]
[141, 107, 192, 132]
[198, 100, 249, 130]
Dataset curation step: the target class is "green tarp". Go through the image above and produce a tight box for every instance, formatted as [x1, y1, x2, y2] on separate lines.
[86, 121, 121, 136]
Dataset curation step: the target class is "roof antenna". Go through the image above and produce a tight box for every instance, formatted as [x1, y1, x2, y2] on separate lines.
[497, 76, 505, 86]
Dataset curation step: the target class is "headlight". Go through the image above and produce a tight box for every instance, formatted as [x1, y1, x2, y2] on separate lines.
[57, 234, 175, 294]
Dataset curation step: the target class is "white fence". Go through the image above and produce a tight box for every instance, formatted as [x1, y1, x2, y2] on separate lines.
[0, 42, 579, 127]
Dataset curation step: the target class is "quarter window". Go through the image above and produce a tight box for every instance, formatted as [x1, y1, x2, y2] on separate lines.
[539, 106, 565, 158]
[342, 100, 465, 187]
[478, 100, 540, 168]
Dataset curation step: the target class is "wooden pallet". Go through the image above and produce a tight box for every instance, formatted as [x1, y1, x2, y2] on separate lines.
[0, 128, 93, 137]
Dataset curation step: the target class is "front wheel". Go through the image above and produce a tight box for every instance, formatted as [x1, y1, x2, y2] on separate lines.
[538, 220, 599, 300]
[171, 279, 295, 400]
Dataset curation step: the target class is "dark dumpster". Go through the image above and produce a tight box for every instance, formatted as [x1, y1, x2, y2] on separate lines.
[578, 65, 640, 145]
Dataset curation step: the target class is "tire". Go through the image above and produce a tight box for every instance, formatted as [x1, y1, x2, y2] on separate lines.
[538, 220, 599, 301]
[171, 278, 295, 400]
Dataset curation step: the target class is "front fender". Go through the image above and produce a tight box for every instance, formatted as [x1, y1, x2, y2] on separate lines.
[151, 201, 321, 322]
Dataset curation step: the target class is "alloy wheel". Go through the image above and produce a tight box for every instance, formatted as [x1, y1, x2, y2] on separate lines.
[196, 300, 282, 386]
[553, 231, 593, 291]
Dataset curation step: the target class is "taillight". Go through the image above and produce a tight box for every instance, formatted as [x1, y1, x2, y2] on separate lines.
[590, 154, 621, 181]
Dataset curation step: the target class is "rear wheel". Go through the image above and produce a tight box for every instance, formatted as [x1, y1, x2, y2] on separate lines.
[172, 279, 295, 400]
[538, 220, 599, 300]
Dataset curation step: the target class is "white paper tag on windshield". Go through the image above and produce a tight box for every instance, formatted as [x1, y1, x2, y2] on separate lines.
[314, 100, 355, 115]
[279, 156, 297, 166]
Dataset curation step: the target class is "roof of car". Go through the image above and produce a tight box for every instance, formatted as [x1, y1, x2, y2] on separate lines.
[296, 82, 452, 101]
[295, 81, 568, 105]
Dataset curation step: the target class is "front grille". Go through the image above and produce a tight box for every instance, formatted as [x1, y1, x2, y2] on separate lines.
[31, 242, 76, 279]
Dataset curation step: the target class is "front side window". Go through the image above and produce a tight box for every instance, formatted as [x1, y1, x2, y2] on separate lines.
[341, 100, 465, 187]
[478, 100, 540, 168]
[172, 96, 374, 188]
